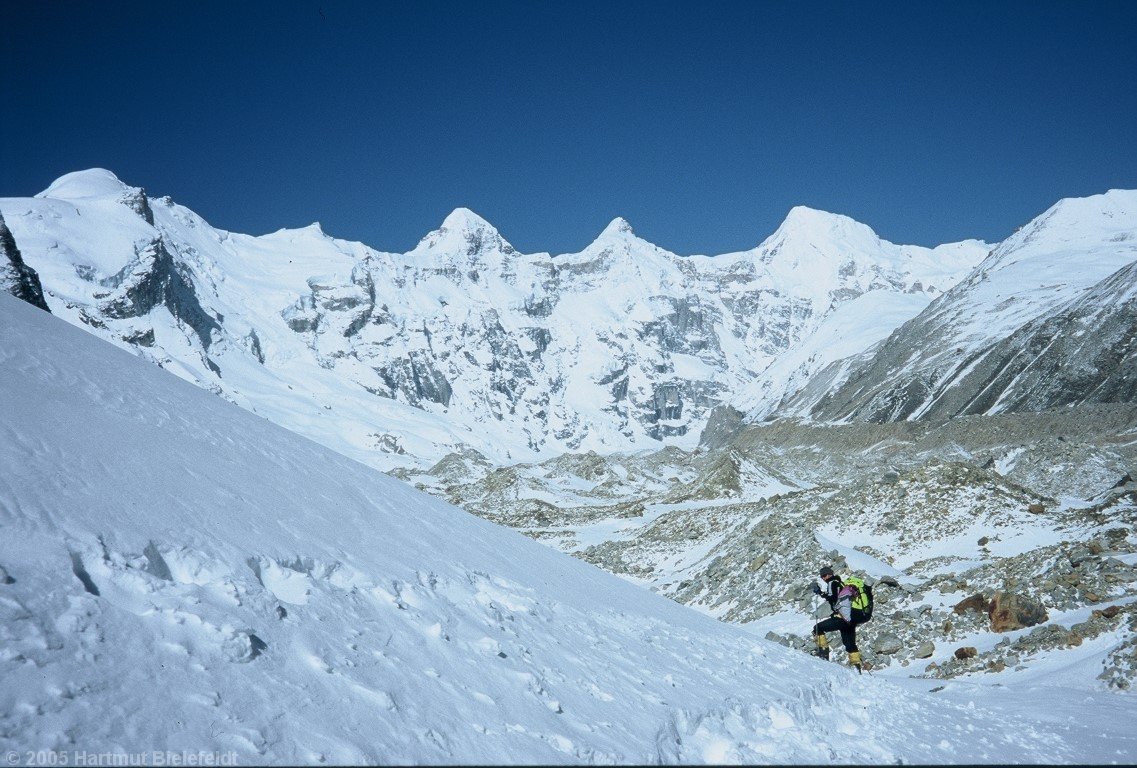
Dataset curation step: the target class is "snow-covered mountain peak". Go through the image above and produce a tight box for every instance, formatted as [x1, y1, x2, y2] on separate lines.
[413, 206, 516, 257]
[577, 215, 668, 260]
[440, 206, 494, 232]
[783, 205, 877, 237]
[260, 221, 330, 241]
[991, 188, 1137, 268]
[37, 168, 133, 200]
[761, 205, 883, 255]
[598, 216, 635, 240]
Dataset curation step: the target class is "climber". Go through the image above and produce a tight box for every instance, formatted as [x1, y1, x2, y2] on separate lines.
[811, 565, 870, 672]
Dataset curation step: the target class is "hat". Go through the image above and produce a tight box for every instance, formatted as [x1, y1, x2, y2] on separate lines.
[819, 566, 834, 578]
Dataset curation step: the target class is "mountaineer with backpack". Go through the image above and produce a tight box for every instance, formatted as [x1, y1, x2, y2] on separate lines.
[810, 565, 874, 673]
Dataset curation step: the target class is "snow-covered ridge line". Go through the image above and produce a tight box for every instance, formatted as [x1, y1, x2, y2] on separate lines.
[1, 168, 992, 471]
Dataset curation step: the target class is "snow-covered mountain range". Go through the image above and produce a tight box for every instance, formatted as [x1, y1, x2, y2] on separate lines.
[0, 169, 988, 471]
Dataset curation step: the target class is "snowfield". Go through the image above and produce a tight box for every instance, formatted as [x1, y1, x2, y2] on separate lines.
[1, 292, 1134, 763]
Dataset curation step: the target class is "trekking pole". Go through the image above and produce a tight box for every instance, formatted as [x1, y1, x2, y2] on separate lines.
[811, 591, 821, 656]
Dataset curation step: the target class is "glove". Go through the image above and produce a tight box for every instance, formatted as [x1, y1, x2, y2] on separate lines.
[811, 583, 823, 596]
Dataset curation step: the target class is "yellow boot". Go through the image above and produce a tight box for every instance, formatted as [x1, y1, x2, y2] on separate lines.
[849, 650, 863, 673]
[815, 634, 830, 660]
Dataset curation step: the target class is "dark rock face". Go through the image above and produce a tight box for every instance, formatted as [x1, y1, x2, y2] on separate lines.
[120, 188, 155, 225]
[247, 329, 266, 364]
[653, 383, 683, 422]
[523, 296, 555, 318]
[799, 259, 1137, 424]
[98, 238, 220, 350]
[955, 260, 1137, 414]
[988, 591, 1049, 633]
[284, 267, 377, 339]
[699, 405, 745, 450]
[377, 352, 453, 407]
[525, 327, 552, 358]
[638, 297, 722, 357]
[122, 328, 156, 347]
[0, 212, 50, 312]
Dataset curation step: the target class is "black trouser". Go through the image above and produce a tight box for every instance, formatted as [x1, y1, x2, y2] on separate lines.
[813, 616, 859, 652]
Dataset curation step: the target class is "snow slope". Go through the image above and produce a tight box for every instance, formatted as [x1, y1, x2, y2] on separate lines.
[0, 292, 1095, 763]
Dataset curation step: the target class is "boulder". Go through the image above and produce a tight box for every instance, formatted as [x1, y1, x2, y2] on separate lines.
[873, 634, 903, 655]
[1068, 545, 1093, 565]
[953, 593, 989, 615]
[988, 591, 1049, 633]
[915, 642, 935, 659]
[954, 646, 978, 660]
[1028, 503, 1046, 514]
[1093, 605, 1122, 620]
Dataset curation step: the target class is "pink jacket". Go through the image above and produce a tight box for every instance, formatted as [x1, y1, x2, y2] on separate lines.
[835, 585, 856, 622]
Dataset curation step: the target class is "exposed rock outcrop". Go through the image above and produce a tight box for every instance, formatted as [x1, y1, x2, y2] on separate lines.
[0, 212, 49, 311]
[98, 238, 220, 350]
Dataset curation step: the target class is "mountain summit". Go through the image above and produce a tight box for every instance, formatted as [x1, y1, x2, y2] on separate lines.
[36, 167, 132, 200]
[413, 207, 516, 258]
[771, 205, 881, 244]
[440, 206, 497, 233]
[597, 216, 636, 240]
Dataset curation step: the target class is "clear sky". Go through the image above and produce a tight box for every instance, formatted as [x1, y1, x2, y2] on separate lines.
[3, 1, 1135, 255]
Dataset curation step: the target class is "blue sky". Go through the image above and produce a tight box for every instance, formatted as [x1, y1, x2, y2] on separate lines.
[3, 1, 1135, 255]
